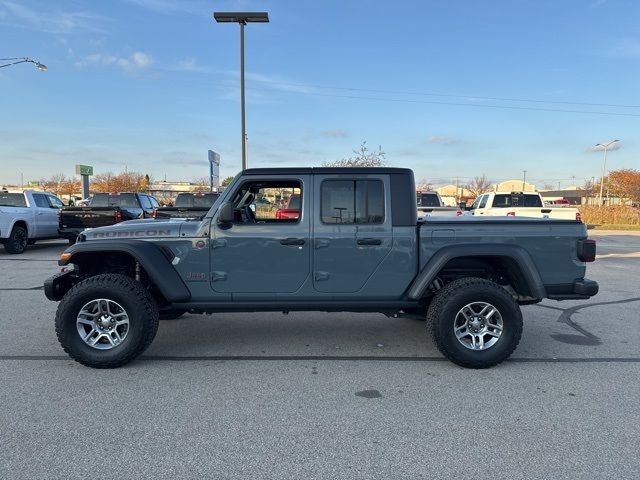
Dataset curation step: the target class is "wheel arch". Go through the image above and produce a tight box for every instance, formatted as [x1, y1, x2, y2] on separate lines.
[407, 244, 546, 301]
[60, 240, 191, 303]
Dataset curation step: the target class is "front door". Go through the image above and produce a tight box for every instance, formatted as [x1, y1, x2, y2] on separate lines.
[313, 175, 392, 293]
[210, 175, 310, 294]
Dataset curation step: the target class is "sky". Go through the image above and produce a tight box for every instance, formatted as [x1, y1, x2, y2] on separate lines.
[0, 0, 639, 188]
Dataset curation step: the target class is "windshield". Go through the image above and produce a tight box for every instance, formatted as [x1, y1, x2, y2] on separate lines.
[0, 193, 27, 207]
[90, 193, 139, 208]
[174, 193, 220, 208]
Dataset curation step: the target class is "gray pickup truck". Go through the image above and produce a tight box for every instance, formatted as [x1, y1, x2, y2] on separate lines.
[44, 167, 598, 369]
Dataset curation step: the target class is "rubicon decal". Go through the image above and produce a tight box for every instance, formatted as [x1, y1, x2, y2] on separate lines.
[93, 230, 172, 238]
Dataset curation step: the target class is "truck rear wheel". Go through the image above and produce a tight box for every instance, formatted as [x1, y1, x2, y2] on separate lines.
[4, 225, 28, 254]
[427, 277, 522, 368]
[55, 274, 159, 368]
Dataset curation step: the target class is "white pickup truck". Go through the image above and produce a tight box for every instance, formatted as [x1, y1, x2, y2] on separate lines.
[468, 191, 581, 221]
[0, 190, 65, 254]
[416, 191, 461, 218]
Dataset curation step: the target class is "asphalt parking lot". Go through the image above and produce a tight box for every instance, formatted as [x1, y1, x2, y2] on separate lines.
[1, 232, 639, 479]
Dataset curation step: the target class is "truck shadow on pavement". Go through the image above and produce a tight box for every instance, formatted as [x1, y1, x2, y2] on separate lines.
[536, 297, 640, 345]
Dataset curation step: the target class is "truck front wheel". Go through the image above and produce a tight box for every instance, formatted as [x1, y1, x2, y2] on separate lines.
[427, 277, 522, 368]
[55, 274, 159, 368]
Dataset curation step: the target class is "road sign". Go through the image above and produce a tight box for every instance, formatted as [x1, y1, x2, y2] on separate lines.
[208, 150, 220, 189]
[75, 164, 93, 176]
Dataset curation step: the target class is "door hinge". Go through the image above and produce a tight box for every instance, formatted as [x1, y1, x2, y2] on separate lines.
[315, 238, 330, 249]
[211, 271, 227, 282]
[314, 271, 330, 281]
[211, 239, 227, 249]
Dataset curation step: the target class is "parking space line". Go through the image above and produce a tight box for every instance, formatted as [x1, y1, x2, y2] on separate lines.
[0, 355, 639, 363]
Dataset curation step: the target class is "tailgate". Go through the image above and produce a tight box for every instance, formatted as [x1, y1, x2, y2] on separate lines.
[59, 207, 118, 229]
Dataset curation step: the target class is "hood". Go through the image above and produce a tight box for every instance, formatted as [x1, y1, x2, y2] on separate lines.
[82, 218, 187, 241]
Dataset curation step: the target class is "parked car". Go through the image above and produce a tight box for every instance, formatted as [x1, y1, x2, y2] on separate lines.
[0, 190, 65, 254]
[468, 191, 581, 221]
[153, 192, 220, 220]
[45, 167, 598, 370]
[58, 192, 160, 243]
[416, 191, 461, 218]
[275, 193, 301, 220]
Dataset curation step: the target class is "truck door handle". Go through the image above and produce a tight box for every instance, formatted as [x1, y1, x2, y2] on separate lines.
[357, 238, 382, 246]
[280, 238, 305, 246]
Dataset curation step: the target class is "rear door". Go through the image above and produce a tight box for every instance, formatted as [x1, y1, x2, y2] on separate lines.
[313, 174, 392, 293]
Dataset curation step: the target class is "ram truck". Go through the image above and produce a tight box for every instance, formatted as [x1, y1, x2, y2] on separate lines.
[44, 168, 598, 369]
[59, 192, 160, 243]
[153, 192, 220, 220]
[0, 190, 65, 254]
[468, 191, 581, 221]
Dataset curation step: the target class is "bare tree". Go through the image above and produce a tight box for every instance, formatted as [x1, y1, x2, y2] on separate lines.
[323, 141, 386, 167]
[465, 174, 493, 198]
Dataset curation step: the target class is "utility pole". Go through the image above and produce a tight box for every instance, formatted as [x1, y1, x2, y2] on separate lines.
[522, 170, 527, 191]
[595, 140, 620, 207]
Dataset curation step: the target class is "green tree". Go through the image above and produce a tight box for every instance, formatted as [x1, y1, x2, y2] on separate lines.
[221, 176, 234, 187]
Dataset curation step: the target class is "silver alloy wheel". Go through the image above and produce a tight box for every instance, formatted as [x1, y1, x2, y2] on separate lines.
[453, 301, 503, 351]
[76, 298, 130, 350]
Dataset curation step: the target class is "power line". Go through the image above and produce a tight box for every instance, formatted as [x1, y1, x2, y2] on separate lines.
[249, 78, 640, 109]
[248, 85, 640, 118]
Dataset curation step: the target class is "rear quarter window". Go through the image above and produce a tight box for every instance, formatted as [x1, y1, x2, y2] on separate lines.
[0, 193, 27, 207]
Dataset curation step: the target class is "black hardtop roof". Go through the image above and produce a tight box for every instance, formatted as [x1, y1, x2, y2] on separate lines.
[242, 167, 413, 176]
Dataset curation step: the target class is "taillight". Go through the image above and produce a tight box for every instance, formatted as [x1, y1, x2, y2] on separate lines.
[114, 210, 123, 223]
[577, 239, 596, 262]
[506, 211, 516, 217]
[576, 212, 582, 222]
[456, 210, 463, 216]
[275, 209, 283, 220]
[152, 208, 157, 219]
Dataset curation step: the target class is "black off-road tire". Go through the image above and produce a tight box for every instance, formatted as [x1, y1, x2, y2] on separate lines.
[159, 309, 187, 320]
[55, 274, 159, 368]
[427, 277, 523, 369]
[4, 225, 28, 254]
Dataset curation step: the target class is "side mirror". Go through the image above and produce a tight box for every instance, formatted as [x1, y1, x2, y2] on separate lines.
[217, 201, 235, 227]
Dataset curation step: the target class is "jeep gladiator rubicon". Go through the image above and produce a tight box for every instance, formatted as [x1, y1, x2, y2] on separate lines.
[44, 168, 598, 369]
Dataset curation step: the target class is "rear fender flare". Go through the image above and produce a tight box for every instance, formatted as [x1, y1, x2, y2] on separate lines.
[407, 244, 546, 300]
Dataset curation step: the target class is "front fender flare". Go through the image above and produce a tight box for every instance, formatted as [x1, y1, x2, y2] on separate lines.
[59, 240, 191, 302]
[407, 244, 546, 300]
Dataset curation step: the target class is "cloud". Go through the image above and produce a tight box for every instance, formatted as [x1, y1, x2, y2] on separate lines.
[320, 129, 349, 138]
[0, 0, 107, 34]
[427, 135, 461, 145]
[75, 51, 154, 73]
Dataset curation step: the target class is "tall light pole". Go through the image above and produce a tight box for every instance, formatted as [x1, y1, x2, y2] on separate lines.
[594, 140, 619, 207]
[213, 12, 269, 171]
[0, 57, 47, 71]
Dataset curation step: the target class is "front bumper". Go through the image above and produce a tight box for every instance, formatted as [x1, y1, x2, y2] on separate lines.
[44, 270, 76, 301]
[547, 278, 599, 300]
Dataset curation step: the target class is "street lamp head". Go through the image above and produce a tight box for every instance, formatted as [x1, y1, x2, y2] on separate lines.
[213, 12, 269, 24]
[34, 61, 47, 72]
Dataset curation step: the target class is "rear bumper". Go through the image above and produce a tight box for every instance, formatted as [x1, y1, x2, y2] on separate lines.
[546, 278, 599, 300]
[58, 228, 82, 240]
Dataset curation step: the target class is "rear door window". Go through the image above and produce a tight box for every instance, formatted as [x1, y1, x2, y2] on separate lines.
[321, 180, 385, 224]
[32, 193, 50, 208]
